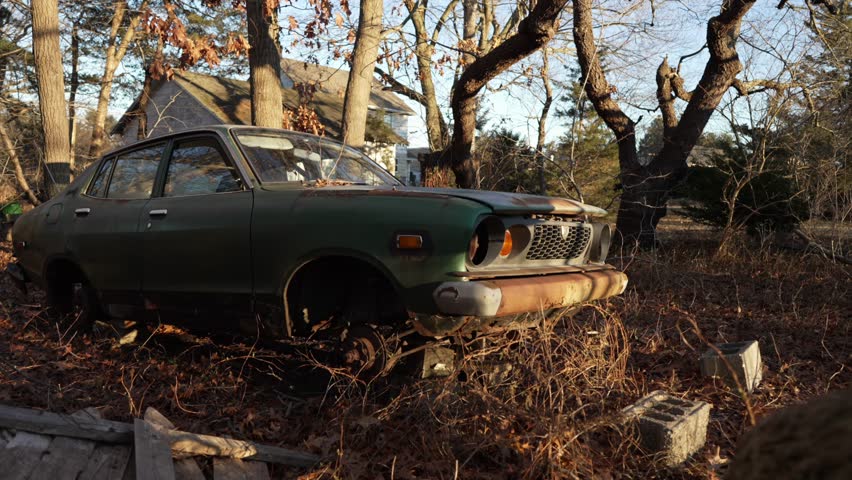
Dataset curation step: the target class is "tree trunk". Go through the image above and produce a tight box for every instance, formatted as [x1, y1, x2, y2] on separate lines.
[461, 0, 478, 66]
[0, 119, 40, 205]
[404, 0, 448, 151]
[341, 0, 383, 147]
[87, 0, 146, 160]
[536, 50, 553, 195]
[31, 0, 71, 197]
[68, 22, 80, 171]
[246, 0, 283, 128]
[450, 0, 569, 188]
[572, 0, 756, 247]
[136, 69, 153, 140]
[136, 38, 165, 140]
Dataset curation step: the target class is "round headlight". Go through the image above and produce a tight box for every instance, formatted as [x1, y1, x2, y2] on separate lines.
[467, 216, 505, 267]
[589, 223, 612, 263]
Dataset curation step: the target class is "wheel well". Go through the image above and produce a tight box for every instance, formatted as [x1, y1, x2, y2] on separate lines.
[285, 256, 406, 335]
[44, 258, 87, 310]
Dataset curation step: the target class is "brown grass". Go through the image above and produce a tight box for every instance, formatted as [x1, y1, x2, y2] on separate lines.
[0, 226, 849, 479]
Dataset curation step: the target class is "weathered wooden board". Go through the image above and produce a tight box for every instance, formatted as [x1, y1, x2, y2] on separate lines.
[0, 431, 52, 479]
[167, 430, 318, 466]
[80, 444, 133, 480]
[0, 403, 318, 469]
[213, 457, 271, 480]
[134, 419, 176, 480]
[34, 435, 97, 480]
[0, 404, 133, 443]
[122, 450, 138, 480]
[144, 408, 205, 480]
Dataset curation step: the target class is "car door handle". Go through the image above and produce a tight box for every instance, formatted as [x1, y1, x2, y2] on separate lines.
[149, 209, 168, 217]
[74, 208, 91, 216]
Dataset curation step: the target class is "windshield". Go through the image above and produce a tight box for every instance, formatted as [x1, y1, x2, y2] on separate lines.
[233, 130, 400, 186]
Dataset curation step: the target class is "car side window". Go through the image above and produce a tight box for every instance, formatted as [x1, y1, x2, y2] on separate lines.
[107, 144, 164, 199]
[164, 138, 241, 197]
[87, 157, 115, 198]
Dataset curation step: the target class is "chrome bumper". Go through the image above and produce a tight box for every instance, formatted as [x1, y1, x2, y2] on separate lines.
[4, 262, 28, 294]
[432, 269, 628, 317]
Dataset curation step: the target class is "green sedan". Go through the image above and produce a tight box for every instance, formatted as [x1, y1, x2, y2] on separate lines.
[7, 125, 627, 374]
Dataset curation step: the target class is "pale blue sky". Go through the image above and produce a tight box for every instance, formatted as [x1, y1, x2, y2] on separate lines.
[94, 0, 818, 149]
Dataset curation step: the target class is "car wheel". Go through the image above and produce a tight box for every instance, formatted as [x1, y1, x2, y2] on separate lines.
[340, 325, 391, 380]
[49, 281, 103, 331]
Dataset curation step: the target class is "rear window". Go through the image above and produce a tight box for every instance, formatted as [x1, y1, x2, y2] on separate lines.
[164, 138, 241, 197]
[87, 157, 115, 198]
[106, 144, 164, 199]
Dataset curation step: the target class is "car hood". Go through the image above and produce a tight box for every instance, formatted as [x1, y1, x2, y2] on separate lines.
[410, 187, 607, 217]
[284, 184, 607, 217]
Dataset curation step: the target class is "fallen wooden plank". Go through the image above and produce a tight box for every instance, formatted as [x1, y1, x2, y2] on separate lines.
[0, 431, 52, 479]
[213, 458, 271, 480]
[166, 429, 318, 467]
[34, 435, 97, 480]
[144, 408, 205, 480]
[79, 444, 133, 480]
[134, 419, 176, 480]
[0, 404, 319, 467]
[122, 450, 137, 480]
[0, 404, 133, 443]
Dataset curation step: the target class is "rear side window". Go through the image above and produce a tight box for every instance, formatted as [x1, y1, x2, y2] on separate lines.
[107, 144, 164, 199]
[164, 137, 241, 197]
[87, 157, 115, 198]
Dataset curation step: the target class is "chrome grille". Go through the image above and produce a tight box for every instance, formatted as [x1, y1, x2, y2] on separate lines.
[526, 224, 591, 260]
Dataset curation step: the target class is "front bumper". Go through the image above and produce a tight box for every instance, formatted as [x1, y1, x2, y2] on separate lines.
[432, 269, 628, 317]
[4, 262, 29, 294]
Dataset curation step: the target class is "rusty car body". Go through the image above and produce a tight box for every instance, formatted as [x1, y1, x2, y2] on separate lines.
[7, 125, 627, 373]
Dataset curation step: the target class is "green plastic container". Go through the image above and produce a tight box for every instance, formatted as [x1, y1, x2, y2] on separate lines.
[1, 201, 22, 223]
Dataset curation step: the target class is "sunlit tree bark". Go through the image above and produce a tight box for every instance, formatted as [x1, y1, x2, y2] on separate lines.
[342, 0, 383, 147]
[31, 0, 71, 196]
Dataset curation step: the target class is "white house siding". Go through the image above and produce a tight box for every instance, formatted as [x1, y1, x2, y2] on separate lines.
[362, 142, 397, 176]
[383, 111, 409, 141]
[120, 82, 222, 145]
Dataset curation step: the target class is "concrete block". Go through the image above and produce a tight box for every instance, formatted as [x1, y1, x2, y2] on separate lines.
[700, 340, 762, 393]
[622, 390, 712, 466]
[421, 346, 456, 378]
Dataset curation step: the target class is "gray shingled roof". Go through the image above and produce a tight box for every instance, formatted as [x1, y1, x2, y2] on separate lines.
[112, 70, 407, 144]
[280, 58, 415, 116]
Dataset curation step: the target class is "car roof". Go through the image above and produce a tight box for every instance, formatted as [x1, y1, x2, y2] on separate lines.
[101, 125, 332, 159]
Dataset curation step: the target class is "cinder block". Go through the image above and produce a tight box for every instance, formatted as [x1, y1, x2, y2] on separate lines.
[622, 391, 712, 466]
[700, 340, 762, 393]
[421, 346, 456, 378]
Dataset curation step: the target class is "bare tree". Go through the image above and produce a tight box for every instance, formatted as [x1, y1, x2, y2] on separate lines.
[536, 50, 553, 195]
[87, 0, 149, 160]
[573, 0, 763, 245]
[67, 19, 81, 170]
[394, 0, 453, 151]
[247, 0, 283, 127]
[341, 0, 383, 147]
[448, 0, 569, 188]
[0, 118, 40, 205]
[31, 0, 71, 196]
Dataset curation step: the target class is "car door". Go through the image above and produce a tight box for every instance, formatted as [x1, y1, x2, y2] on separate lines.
[140, 134, 253, 314]
[69, 143, 165, 304]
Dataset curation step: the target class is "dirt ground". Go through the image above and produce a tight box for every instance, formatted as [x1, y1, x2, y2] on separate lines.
[0, 222, 849, 479]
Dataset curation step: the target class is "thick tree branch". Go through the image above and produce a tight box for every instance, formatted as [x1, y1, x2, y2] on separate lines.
[655, 58, 678, 141]
[651, 0, 757, 180]
[374, 66, 426, 104]
[573, 0, 636, 154]
[449, 0, 569, 187]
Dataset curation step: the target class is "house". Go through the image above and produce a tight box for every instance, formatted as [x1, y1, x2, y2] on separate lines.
[111, 60, 416, 178]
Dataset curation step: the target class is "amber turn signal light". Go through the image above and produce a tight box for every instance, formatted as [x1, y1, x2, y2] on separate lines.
[499, 230, 513, 257]
[396, 234, 424, 249]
